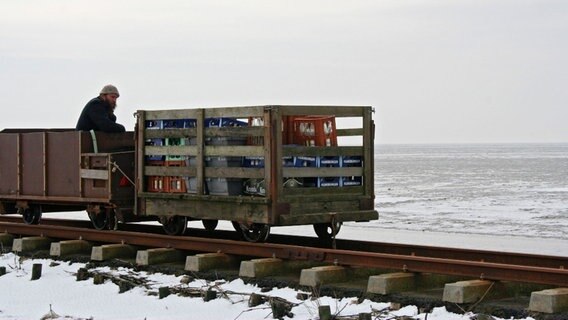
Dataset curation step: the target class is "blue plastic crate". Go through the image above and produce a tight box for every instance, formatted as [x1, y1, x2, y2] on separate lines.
[163, 119, 197, 128]
[317, 156, 340, 167]
[341, 176, 363, 187]
[207, 156, 243, 167]
[294, 156, 317, 167]
[341, 156, 362, 167]
[145, 138, 165, 161]
[317, 177, 341, 187]
[145, 120, 163, 129]
[282, 156, 295, 167]
[244, 156, 265, 168]
[205, 117, 247, 128]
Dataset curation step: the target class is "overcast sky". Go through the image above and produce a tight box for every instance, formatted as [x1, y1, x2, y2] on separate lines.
[0, 0, 566, 144]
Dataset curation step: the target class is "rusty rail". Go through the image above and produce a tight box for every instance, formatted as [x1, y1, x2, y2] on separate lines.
[1, 216, 564, 270]
[1, 221, 567, 286]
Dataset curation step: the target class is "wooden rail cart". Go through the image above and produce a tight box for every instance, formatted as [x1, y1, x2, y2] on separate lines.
[0, 129, 136, 229]
[136, 105, 378, 241]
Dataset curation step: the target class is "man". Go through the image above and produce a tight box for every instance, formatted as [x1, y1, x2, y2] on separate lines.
[76, 84, 126, 132]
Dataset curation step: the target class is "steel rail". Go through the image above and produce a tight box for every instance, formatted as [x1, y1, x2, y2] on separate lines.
[1, 221, 567, 286]
[0, 216, 565, 270]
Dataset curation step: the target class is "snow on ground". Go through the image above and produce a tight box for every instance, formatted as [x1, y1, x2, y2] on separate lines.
[0, 253, 534, 320]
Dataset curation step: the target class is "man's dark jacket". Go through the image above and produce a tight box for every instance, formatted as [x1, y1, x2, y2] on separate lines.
[76, 97, 126, 132]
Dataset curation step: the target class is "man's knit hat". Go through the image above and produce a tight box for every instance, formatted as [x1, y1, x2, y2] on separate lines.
[100, 84, 119, 97]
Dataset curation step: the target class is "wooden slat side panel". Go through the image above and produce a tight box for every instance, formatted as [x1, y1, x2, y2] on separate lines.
[336, 128, 364, 137]
[144, 145, 264, 157]
[80, 169, 109, 180]
[142, 109, 201, 120]
[282, 167, 363, 178]
[280, 105, 367, 117]
[143, 198, 269, 223]
[142, 106, 265, 120]
[144, 166, 263, 179]
[46, 132, 81, 197]
[144, 127, 265, 139]
[196, 109, 205, 195]
[363, 108, 374, 197]
[136, 111, 145, 200]
[21, 133, 44, 196]
[282, 146, 364, 157]
[203, 106, 265, 118]
[281, 187, 365, 198]
[0, 134, 18, 195]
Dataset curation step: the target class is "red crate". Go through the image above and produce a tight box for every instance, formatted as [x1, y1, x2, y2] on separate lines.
[168, 176, 187, 193]
[247, 117, 265, 146]
[147, 176, 168, 192]
[283, 116, 298, 145]
[164, 160, 185, 167]
[247, 116, 299, 145]
[292, 116, 337, 146]
[147, 160, 187, 193]
[146, 160, 165, 166]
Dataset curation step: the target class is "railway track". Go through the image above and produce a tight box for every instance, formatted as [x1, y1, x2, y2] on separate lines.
[1, 216, 566, 287]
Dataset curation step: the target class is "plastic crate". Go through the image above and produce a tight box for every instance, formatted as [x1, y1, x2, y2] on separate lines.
[243, 178, 266, 196]
[341, 176, 363, 187]
[165, 137, 186, 161]
[282, 156, 295, 167]
[283, 116, 299, 145]
[205, 117, 247, 128]
[243, 156, 264, 168]
[163, 119, 196, 128]
[341, 156, 362, 167]
[340, 156, 362, 187]
[147, 176, 168, 192]
[317, 177, 341, 188]
[317, 156, 340, 167]
[207, 156, 243, 167]
[187, 156, 243, 167]
[168, 176, 187, 193]
[145, 138, 165, 161]
[145, 120, 163, 129]
[184, 177, 197, 194]
[207, 178, 243, 196]
[247, 117, 265, 146]
[164, 160, 185, 167]
[294, 156, 317, 167]
[247, 116, 297, 145]
[292, 116, 337, 146]
[146, 160, 165, 166]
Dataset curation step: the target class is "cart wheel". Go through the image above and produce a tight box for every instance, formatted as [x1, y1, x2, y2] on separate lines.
[162, 216, 188, 236]
[21, 205, 42, 225]
[202, 219, 218, 232]
[313, 222, 342, 240]
[232, 222, 270, 243]
[88, 208, 116, 230]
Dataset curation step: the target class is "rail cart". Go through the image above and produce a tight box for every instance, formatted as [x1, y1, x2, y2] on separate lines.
[0, 129, 136, 229]
[136, 105, 378, 241]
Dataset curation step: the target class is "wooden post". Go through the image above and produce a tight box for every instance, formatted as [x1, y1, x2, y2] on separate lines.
[93, 273, 105, 285]
[31, 263, 42, 280]
[270, 298, 292, 319]
[318, 305, 331, 320]
[359, 313, 372, 320]
[159, 287, 171, 299]
[203, 289, 217, 302]
[118, 280, 134, 293]
[76, 267, 90, 281]
[248, 293, 264, 307]
[296, 292, 309, 300]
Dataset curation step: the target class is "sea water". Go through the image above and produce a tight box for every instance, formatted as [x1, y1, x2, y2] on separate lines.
[372, 143, 568, 240]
